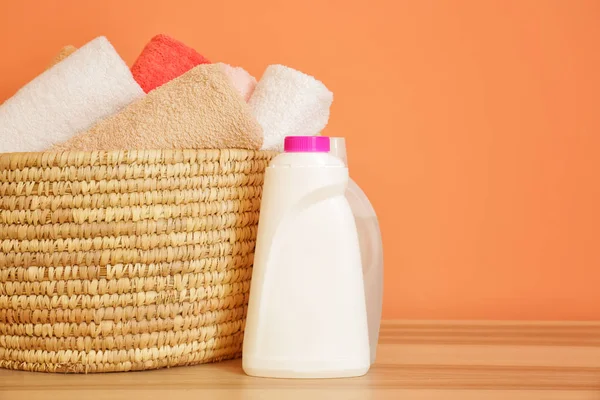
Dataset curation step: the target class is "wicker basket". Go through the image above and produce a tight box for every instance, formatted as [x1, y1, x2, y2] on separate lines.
[0, 148, 275, 373]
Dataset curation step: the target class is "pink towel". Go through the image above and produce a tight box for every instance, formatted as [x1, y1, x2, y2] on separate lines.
[219, 63, 256, 102]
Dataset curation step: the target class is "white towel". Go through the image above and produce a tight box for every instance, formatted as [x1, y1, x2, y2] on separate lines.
[248, 64, 333, 152]
[0, 36, 144, 153]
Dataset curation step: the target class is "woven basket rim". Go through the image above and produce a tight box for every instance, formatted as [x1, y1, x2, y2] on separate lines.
[0, 148, 277, 156]
[0, 148, 279, 170]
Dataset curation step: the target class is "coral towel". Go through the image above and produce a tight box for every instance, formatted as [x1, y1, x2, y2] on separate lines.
[248, 64, 333, 152]
[0, 36, 144, 153]
[53, 64, 263, 151]
[131, 34, 211, 93]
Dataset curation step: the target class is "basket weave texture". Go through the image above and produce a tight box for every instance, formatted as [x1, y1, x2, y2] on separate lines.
[0, 149, 275, 373]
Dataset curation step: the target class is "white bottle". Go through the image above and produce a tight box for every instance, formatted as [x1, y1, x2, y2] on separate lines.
[243, 136, 370, 379]
[329, 137, 384, 365]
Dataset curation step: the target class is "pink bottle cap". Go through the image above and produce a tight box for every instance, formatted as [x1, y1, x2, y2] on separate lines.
[284, 136, 330, 152]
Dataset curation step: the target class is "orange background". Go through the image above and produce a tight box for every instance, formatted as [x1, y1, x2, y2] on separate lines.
[1, 0, 599, 320]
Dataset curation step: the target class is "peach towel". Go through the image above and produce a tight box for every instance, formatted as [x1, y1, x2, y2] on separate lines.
[52, 64, 263, 151]
[47, 45, 77, 68]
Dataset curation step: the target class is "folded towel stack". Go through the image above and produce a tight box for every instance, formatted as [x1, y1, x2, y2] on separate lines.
[0, 33, 334, 154]
[0, 36, 144, 153]
[52, 64, 263, 151]
[248, 64, 333, 152]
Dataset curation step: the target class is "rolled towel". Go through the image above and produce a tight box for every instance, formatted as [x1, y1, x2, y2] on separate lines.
[248, 64, 333, 152]
[52, 64, 263, 151]
[131, 34, 211, 93]
[47, 45, 77, 68]
[0, 36, 144, 153]
[218, 63, 256, 102]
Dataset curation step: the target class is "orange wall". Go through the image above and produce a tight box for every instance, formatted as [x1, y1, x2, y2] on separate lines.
[1, 0, 599, 320]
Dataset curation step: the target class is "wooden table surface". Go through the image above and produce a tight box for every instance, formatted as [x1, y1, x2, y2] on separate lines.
[1, 320, 600, 400]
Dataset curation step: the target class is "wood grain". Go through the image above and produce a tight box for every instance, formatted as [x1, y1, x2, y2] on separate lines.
[1, 320, 599, 400]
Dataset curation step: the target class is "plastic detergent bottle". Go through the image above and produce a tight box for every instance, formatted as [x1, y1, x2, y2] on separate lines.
[329, 137, 384, 364]
[242, 135, 370, 379]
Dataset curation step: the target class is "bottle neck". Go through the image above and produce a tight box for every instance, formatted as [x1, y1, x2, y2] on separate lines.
[328, 137, 348, 167]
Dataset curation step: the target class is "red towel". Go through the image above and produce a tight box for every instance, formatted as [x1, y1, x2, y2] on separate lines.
[131, 34, 210, 93]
